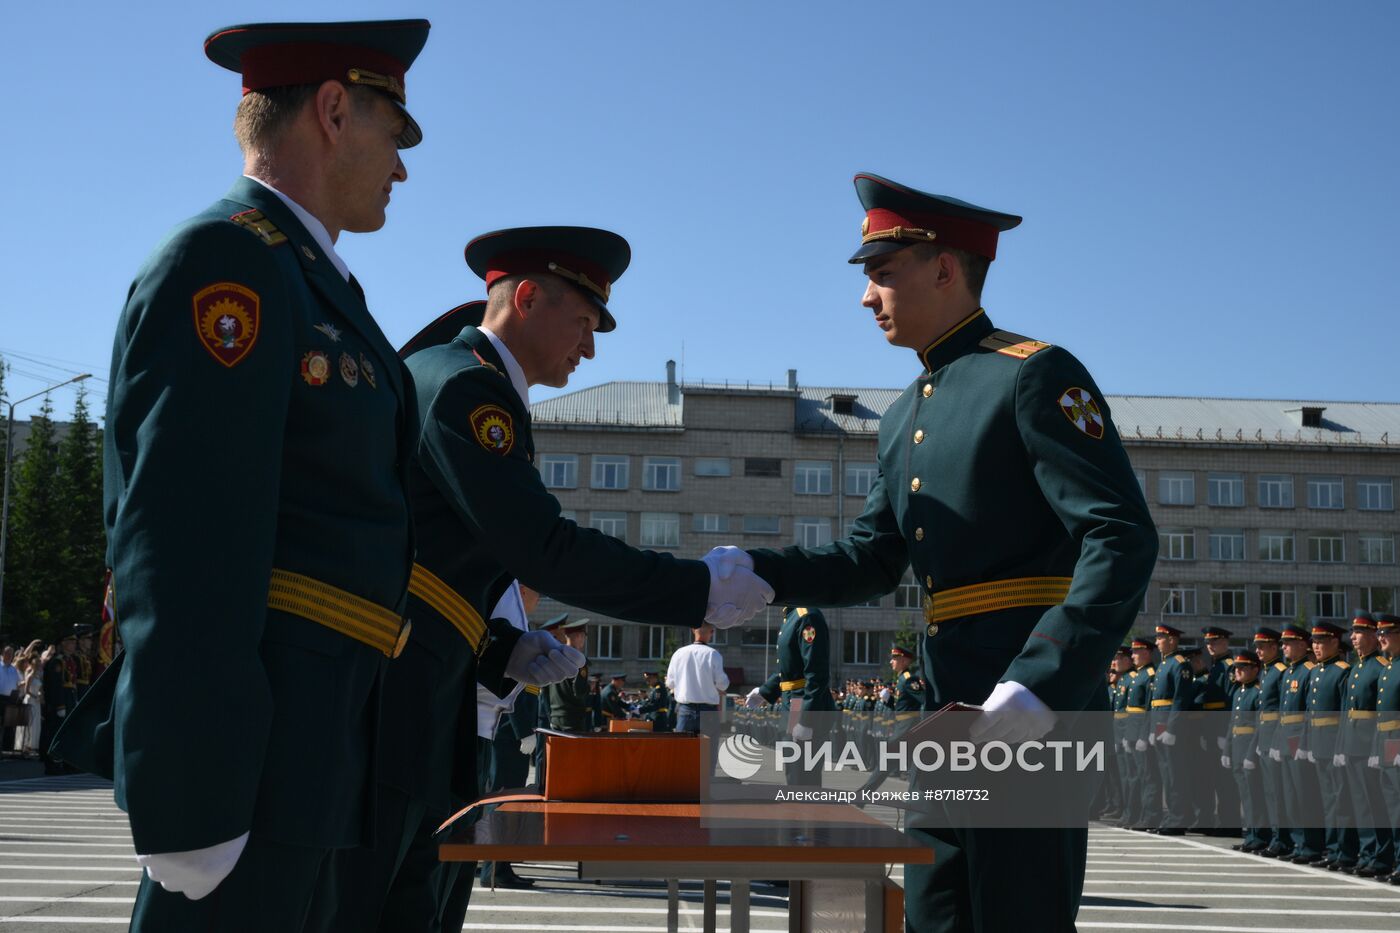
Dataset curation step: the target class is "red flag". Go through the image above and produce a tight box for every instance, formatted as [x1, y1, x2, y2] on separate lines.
[97, 570, 116, 668]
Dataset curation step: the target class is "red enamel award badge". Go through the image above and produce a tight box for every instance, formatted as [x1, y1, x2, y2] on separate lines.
[301, 351, 331, 386]
[1058, 387, 1105, 439]
[802, 625, 816, 644]
[469, 404, 515, 455]
[193, 283, 260, 367]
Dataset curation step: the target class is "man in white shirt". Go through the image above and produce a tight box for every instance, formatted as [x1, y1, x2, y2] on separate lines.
[0, 645, 19, 751]
[667, 624, 730, 735]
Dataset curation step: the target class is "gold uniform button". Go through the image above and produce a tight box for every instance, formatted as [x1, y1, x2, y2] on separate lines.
[915, 527, 925, 541]
[392, 619, 413, 659]
[922, 384, 933, 398]
[914, 429, 925, 444]
[911, 477, 921, 492]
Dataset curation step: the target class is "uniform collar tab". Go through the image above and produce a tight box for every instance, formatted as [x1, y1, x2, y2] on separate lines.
[917, 307, 993, 373]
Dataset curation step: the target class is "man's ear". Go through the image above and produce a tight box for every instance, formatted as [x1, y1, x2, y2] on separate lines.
[313, 79, 353, 144]
[513, 279, 541, 320]
[935, 250, 960, 289]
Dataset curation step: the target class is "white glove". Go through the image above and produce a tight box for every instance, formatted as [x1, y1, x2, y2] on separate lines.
[1220, 755, 1231, 769]
[1306, 750, 1316, 763]
[1216, 736, 1227, 751]
[1332, 753, 1347, 768]
[1135, 739, 1147, 752]
[745, 687, 764, 710]
[1294, 748, 1307, 761]
[792, 723, 813, 741]
[1242, 757, 1256, 771]
[505, 631, 586, 686]
[1393, 752, 1400, 768]
[1369, 755, 1381, 769]
[519, 734, 537, 756]
[1160, 731, 1177, 747]
[1148, 732, 1156, 746]
[969, 682, 1057, 744]
[1198, 736, 1207, 751]
[1269, 748, 1282, 762]
[1121, 739, 1130, 752]
[702, 548, 774, 629]
[137, 832, 249, 901]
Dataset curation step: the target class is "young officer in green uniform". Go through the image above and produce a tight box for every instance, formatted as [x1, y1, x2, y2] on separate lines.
[720, 173, 1158, 932]
[1276, 625, 1325, 864]
[1343, 611, 1393, 877]
[601, 675, 629, 724]
[1225, 652, 1268, 852]
[1149, 625, 1194, 834]
[638, 671, 673, 731]
[544, 618, 593, 733]
[1307, 621, 1360, 870]
[50, 20, 431, 933]
[1124, 639, 1160, 829]
[1252, 628, 1292, 858]
[1373, 613, 1400, 884]
[747, 607, 835, 785]
[1202, 626, 1241, 834]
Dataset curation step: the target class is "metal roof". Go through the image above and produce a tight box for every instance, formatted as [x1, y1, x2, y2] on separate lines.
[532, 382, 1400, 448]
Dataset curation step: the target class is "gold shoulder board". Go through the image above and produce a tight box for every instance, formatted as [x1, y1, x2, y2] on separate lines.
[980, 329, 1052, 360]
[229, 209, 288, 247]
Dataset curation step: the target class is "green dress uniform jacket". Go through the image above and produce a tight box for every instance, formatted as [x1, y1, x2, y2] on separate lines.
[757, 608, 836, 725]
[53, 177, 417, 855]
[1150, 653, 1193, 736]
[1277, 660, 1315, 757]
[1306, 656, 1351, 760]
[1374, 659, 1400, 763]
[748, 310, 1157, 713]
[600, 684, 627, 722]
[637, 683, 672, 730]
[1344, 652, 1388, 757]
[1123, 665, 1154, 746]
[545, 665, 592, 733]
[1257, 660, 1287, 758]
[893, 669, 926, 716]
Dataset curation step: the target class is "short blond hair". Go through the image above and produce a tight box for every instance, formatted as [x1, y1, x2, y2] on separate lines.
[232, 83, 380, 156]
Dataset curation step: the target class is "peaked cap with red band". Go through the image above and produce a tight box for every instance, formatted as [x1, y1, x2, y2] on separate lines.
[464, 226, 631, 334]
[398, 300, 485, 359]
[849, 173, 1022, 264]
[204, 19, 430, 148]
[1232, 651, 1260, 666]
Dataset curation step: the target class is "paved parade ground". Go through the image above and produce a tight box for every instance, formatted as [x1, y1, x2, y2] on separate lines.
[4, 771, 1400, 932]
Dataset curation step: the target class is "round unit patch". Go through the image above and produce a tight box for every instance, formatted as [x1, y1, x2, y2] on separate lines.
[1058, 387, 1105, 439]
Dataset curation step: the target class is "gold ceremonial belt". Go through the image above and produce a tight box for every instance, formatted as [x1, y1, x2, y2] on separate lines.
[922, 575, 1072, 634]
[1260, 712, 1280, 722]
[1232, 726, 1255, 735]
[1311, 716, 1340, 727]
[1113, 712, 1129, 720]
[267, 568, 410, 658]
[1280, 713, 1305, 724]
[896, 712, 920, 721]
[1379, 720, 1400, 732]
[780, 678, 807, 692]
[1202, 702, 1227, 710]
[1151, 699, 1174, 708]
[1348, 710, 1378, 720]
[407, 564, 487, 654]
[1126, 707, 1148, 713]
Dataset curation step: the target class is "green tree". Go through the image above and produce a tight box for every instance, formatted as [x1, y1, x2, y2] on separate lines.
[57, 387, 105, 628]
[894, 612, 919, 653]
[5, 394, 66, 642]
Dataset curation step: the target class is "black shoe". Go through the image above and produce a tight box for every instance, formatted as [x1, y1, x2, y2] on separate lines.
[1329, 861, 1355, 873]
[493, 873, 535, 890]
[1241, 842, 1267, 854]
[1390, 873, 1400, 885]
[1156, 827, 1185, 836]
[1355, 865, 1385, 879]
[1231, 843, 1245, 851]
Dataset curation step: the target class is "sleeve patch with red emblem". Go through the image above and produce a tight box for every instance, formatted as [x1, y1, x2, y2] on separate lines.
[801, 625, 816, 644]
[1058, 386, 1105, 439]
[193, 282, 260, 368]
[469, 404, 515, 455]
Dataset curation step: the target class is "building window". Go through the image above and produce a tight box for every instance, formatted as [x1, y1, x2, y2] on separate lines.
[1260, 587, 1296, 618]
[693, 513, 728, 533]
[1258, 474, 1294, 509]
[1158, 472, 1195, 506]
[1313, 586, 1346, 619]
[591, 624, 622, 659]
[559, 510, 577, 522]
[1208, 530, 1246, 561]
[741, 626, 780, 647]
[1360, 536, 1395, 564]
[1361, 587, 1395, 615]
[1207, 473, 1244, 507]
[590, 511, 627, 541]
[894, 573, 923, 609]
[794, 461, 833, 495]
[1358, 478, 1395, 511]
[795, 517, 832, 548]
[1160, 530, 1195, 561]
[641, 626, 668, 660]
[744, 457, 782, 478]
[1259, 531, 1294, 562]
[1211, 588, 1248, 617]
[640, 512, 680, 547]
[539, 454, 577, 489]
[742, 515, 781, 535]
[710, 628, 728, 646]
[591, 455, 629, 490]
[1306, 478, 1344, 510]
[843, 630, 875, 665]
[1161, 585, 1196, 615]
[642, 456, 681, 491]
[1134, 471, 1147, 499]
[694, 457, 731, 477]
[1307, 535, 1345, 563]
[845, 463, 878, 497]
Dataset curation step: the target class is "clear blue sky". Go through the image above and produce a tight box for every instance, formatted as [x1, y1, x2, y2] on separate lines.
[4, 1, 1398, 419]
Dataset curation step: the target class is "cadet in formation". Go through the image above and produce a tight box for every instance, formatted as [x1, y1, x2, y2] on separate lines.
[1306, 621, 1359, 871]
[1252, 627, 1291, 857]
[1374, 613, 1400, 883]
[1149, 624, 1193, 834]
[542, 617, 593, 734]
[1225, 652, 1268, 852]
[1343, 611, 1392, 877]
[1276, 625, 1325, 864]
[1122, 638, 1160, 830]
[721, 173, 1158, 932]
[748, 607, 834, 785]
[1201, 626, 1240, 834]
[638, 671, 673, 731]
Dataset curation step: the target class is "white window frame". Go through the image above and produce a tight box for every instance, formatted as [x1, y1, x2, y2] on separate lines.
[539, 454, 577, 489]
[692, 513, 728, 533]
[641, 626, 667, 660]
[591, 624, 623, 660]
[1161, 585, 1196, 615]
[794, 460, 833, 495]
[1161, 529, 1195, 561]
[1210, 588, 1248, 617]
[591, 455, 630, 490]
[845, 463, 878, 497]
[1358, 478, 1395, 511]
[1158, 472, 1195, 506]
[1208, 530, 1246, 561]
[795, 517, 833, 548]
[843, 630, 874, 665]
[1307, 535, 1345, 563]
[1306, 477, 1345, 510]
[742, 515, 781, 535]
[642, 456, 681, 492]
[894, 573, 923, 609]
[1361, 587, 1396, 615]
[1259, 531, 1294, 562]
[1258, 474, 1294, 509]
[1207, 473, 1244, 507]
[1313, 586, 1346, 620]
[590, 511, 628, 541]
[640, 512, 681, 547]
[1260, 587, 1296, 618]
[693, 457, 732, 477]
[1359, 536, 1396, 565]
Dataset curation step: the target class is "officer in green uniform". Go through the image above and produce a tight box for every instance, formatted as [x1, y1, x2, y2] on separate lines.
[1252, 628, 1292, 858]
[725, 174, 1157, 932]
[1184, 647, 1220, 831]
[1106, 649, 1132, 822]
[1307, 621, 1360, 871]
[73, 625, 95, 702]
[1123, 638, 1160, 830]
[638, 671, 672, 731]
[543, 618, 593, 734]
[1343, 611, 1393, 877]
[749, 607, 835, 786]
[49, 20, 431, 932]
[601, 674, 629, 724]
[1276, 625, 1325, 864]
[1202, 626, 1240, 835]
[1372, 613, 1400, 884]
[1225, 652, 1269, 852]
[1150, 625, 1193, 834]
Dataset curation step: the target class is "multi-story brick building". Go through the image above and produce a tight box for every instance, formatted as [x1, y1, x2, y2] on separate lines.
[527, 362, 1400, 689]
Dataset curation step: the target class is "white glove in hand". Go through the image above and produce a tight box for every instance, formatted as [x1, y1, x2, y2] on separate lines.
[1294, 748, 1307, 762]
[1135, 739, 1147, 752]
[1242, 757, 1256, 771]
[137, 832, 249, 901]
[1269, 748, 1282, 762]
[1121, 739, 1130, 752]
[1369, 755, 1380, 769]
[1306, 750, 1316, 763]
[1215, 736, 1227, 751]
[1160, 731, 1177, 747]
[519, 735, 537, 756]
[1220, 755, 1231, 769]
[745, 687, 764, 710]
[792, 723, 813, 742]
[703, 549, 774, 629]
[505, 631, 586, 686]
[969, 682, 1057, 744]
[1148, 732, 1156, 746]
[1332, 753, 1347, 768]
[1393, 753, 1400, 768]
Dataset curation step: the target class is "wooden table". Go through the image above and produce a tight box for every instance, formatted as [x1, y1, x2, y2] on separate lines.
[439, 800, 933, 932]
